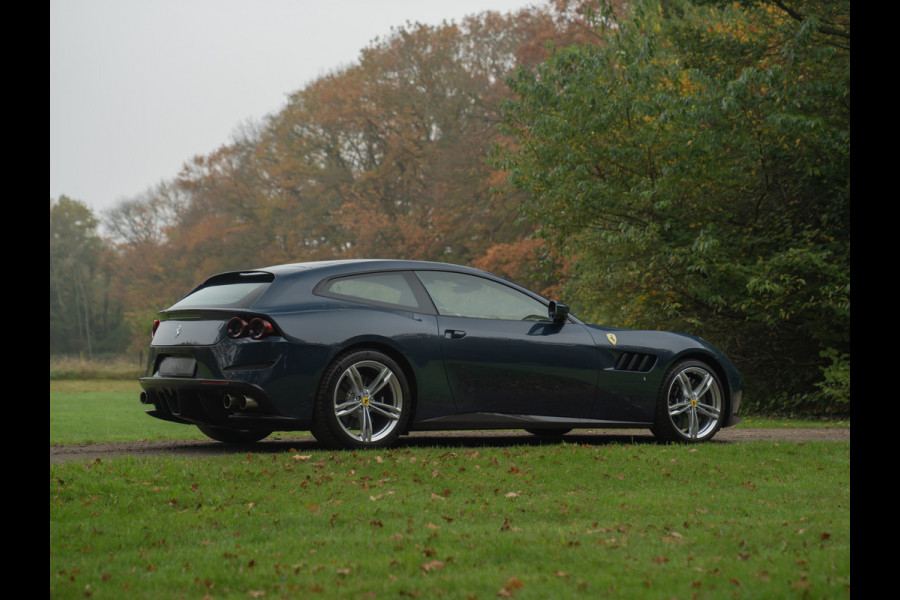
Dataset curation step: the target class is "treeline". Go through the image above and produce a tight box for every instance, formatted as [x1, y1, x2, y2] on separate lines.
[49, 0, 849, 416]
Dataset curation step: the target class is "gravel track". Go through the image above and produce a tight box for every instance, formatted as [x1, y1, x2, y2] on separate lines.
[50, 427, 849, 464]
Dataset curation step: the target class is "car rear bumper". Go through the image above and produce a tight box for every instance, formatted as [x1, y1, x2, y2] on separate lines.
[139, 376, 310, 430]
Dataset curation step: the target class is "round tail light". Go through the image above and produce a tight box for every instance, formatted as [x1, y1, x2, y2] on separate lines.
[227, 317, 248, 339]
[248, 318, 275, 339]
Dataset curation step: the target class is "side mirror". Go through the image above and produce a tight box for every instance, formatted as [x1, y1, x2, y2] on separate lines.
[548, 301, 569, 324]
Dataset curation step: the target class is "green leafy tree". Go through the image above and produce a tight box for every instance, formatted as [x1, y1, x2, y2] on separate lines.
[496, 0, 849, 414]
[50, 196, 127, 356]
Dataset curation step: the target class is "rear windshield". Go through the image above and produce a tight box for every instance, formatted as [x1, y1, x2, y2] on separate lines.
[169, 273, 273, 309]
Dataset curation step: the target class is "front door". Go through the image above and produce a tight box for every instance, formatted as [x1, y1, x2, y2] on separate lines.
[415, 270, 598, 418]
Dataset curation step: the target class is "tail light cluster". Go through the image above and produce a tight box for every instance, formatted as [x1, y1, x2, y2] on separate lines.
[150, 317, 276, 340]
[227, 316, 276, 340]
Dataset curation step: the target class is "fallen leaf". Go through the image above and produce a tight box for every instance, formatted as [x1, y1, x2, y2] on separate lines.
[422, 559, 444, 572]
[497, 577, 524, 597]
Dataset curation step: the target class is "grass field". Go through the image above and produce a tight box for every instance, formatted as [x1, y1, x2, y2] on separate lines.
[49, 380, 850, 599]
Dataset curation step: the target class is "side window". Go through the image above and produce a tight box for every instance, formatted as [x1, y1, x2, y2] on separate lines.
[415, 271, 550, 321]
[320, 272, 420, 309]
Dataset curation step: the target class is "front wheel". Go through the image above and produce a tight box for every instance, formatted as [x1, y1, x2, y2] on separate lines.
[651, 359, 725, 443]
[312, 350, 411, 449]
[197, 424, 271, 444]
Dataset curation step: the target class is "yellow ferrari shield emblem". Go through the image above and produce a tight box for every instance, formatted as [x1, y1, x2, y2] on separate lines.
[606, 333, 617, 346]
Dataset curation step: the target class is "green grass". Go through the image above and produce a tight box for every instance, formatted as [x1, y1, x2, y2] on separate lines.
[50, 380, 850, 598]
[50, 441, 850, 599]
[50, 380, 207, 444]
[734, 416, 850, 428]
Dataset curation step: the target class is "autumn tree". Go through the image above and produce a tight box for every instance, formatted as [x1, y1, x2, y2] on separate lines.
[102, 182, 195, 351]
[496, 0, 850, 413]
[244, 8, 587, 266]
[153, 7, 601, 267]
[103, 3, 624, 350]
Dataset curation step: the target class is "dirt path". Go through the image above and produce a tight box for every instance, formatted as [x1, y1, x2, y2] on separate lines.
[50, 427, 849, 464]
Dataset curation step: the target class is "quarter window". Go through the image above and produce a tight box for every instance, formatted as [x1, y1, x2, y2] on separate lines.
[321, 272, 420, 309]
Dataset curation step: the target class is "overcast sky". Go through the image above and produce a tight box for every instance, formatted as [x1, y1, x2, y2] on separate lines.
[50, 0, 536, 216]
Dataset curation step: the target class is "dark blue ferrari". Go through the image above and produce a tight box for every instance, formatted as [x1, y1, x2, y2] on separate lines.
[139, 259, 741, 448]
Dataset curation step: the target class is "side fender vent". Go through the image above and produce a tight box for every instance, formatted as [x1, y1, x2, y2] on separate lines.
[614, 352, 657, 372]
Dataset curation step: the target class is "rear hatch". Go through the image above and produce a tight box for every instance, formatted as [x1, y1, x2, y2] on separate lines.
[149, 271, 276, 377]
[154, 270, 274, 344]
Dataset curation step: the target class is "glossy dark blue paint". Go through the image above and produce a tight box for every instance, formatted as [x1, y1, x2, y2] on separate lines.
[139, 259, 742, 443]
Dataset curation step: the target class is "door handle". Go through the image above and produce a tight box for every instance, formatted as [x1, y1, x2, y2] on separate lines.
[444, 329, 467, 339]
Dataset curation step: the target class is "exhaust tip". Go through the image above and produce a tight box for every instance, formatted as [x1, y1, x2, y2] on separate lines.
[223, 394, 258, 411]
[140, 391, 149, 404]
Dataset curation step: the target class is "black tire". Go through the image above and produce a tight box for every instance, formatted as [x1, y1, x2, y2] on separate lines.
[197, 424, 271, 444]
[311, 349, 411, 449]
[651, 359, 725, 443]
[525, 428, 572, 437]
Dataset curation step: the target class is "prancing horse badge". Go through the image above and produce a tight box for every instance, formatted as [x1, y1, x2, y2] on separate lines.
[606, 333, 617, 346]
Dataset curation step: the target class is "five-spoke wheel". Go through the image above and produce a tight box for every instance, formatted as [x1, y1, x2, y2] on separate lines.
[313, 350, 411, 448]
[652, 359, 724, 443]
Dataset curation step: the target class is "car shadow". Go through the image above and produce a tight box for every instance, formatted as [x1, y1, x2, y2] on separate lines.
[397, 430, 662, 449]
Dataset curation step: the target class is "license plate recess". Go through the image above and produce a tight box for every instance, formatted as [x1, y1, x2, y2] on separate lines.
[159, 357, 197, 377]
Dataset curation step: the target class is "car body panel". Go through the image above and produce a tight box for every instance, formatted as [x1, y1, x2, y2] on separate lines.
[139, 259, 742, 442]
[433, 315, 599, 418]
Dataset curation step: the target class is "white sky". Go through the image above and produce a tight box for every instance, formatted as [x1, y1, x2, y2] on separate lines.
[50, 0, 537, 216]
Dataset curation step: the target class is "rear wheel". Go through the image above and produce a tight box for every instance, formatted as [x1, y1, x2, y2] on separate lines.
[197, 424, 271, 444]
[651, 359, 725, 443]
[312, 350, 411, 449]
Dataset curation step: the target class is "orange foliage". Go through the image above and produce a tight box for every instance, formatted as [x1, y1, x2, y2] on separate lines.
[108, 4, 603, 348]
